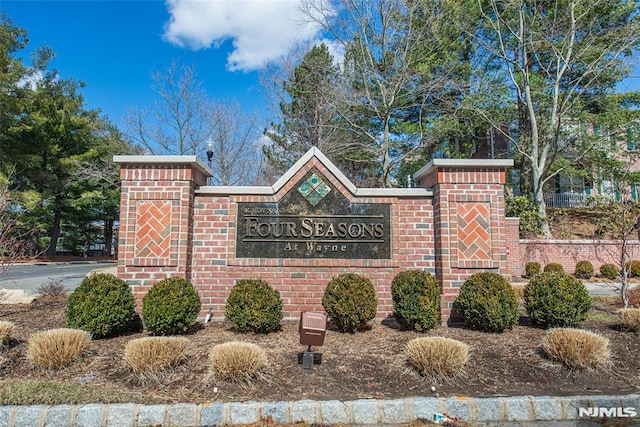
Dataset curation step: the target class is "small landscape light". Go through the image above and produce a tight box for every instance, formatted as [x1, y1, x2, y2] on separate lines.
[298, 311, 327, 373]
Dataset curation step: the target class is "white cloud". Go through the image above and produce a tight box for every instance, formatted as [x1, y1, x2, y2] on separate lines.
[163, 0, 333, 72]
[17, 69, 45, 90]
[318, 38, 345, 67]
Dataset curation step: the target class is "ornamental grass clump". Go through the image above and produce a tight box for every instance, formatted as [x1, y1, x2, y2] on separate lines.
[406, 337, 469, 377]
[66, 273, 135, 338]
[322, 273, 377, 333]
[0, 321, 14, 346]
[619, 308, 640, 333]
[123, 336, 190, 374]
[391, 270, 440, 331]
[142, 277, 201, 335]
[455, 273, 518, 332]
[628, 286, 640, 308]
[541, 328, 610, 370]
[208, 341, 268, 384]
[27, 328, 91, 370]
[225, 279, 283, 333]
[524, 272, 592, 328]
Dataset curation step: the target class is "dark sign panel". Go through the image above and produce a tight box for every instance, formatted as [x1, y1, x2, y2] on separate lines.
[236, 170, 391, 259]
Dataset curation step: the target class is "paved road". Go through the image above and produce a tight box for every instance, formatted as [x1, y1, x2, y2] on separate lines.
[0, 262, 116, 294]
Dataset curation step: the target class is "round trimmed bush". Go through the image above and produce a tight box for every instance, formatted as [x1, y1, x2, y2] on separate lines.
[600, 263, 620, 280]
[66, 273, 135, 338]
[225, 279, 283, 333]
[322, 273, 377, 333]
[574, 260, 594, 279]
[544, 263, 564, 274]
[454, 273, 518, 332]
[525, 262, 541, 278]
[142, 277, 201, 335]
[524, 272, 592, 328]
[391, 270, 440, 331]
[626, 260, 640, 278]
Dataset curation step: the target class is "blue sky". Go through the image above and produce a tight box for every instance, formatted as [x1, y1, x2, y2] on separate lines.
[1, 0, 638, 136]
[0, 0, 327, 129]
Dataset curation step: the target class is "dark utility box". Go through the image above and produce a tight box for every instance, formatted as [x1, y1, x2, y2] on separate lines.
[299, 311, 327, 347]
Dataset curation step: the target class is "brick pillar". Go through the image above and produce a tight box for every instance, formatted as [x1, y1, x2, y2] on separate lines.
[113, 155, 210, 308]
[414, 159, 513, 324]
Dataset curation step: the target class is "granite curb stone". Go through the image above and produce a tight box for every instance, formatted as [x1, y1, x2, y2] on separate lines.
[105, 404, 136, 427]
[13, 405, 44, 427]
[0, 394, 638, 426]
[76, 403, 104, 427]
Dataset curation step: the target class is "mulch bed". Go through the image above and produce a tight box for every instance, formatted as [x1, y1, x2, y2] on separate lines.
[0, 295, 638, 404]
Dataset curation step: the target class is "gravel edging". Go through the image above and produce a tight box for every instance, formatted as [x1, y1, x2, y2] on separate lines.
[1, 394, 638, 426]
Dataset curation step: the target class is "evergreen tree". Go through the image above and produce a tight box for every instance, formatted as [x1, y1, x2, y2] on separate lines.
[264, 43, 345, 171]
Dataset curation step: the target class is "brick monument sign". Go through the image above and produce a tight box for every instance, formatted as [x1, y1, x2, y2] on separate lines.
[114, 148, 512, 324]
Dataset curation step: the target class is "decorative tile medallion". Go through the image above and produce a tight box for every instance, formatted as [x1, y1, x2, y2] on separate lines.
[298, 173, 331, 206]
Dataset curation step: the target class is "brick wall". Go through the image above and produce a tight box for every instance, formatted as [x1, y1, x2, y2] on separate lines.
[115, 151, 513, 324]
[506, 236, 640, 277]
[415, 160, 512, 322]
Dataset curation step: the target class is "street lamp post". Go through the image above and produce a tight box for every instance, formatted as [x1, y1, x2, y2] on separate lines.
[206, 138, 214, 185]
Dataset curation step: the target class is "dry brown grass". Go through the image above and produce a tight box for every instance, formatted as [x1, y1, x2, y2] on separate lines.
[208, 341, 268, 384]
[0, 321, 14, 346]
[27, 328, 91, 370]
[618, 308, 640, 333]
[123, 336, 191, 374]
[405, 337, 469, 377]
[541, 328, 611, 370]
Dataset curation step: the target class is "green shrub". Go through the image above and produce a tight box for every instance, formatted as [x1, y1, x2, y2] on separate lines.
[322, 273, 377, 333]
[600, 263, 620, 280]
[525, 262, 541, 278]
[544, 263, 564, 274]
[574, 260, 594, 280]
[142, 277, 201, 335]
[454, 273, 518, 333]
[225, 279, 283, 333]
[505, 196, 543, 237]
[625, 260, 640, 278]
[66, 273, 135, 338]
[524, 272, 592, 328]
[391, 270, 440, 331]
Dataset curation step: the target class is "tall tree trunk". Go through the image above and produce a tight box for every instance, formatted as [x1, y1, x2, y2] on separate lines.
[532, 167, 552, 237]
[103, 216, 114, 257]
[46, 194, 63, 257]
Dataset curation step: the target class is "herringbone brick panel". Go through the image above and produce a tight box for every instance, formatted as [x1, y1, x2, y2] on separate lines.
[457, 202, 491, 261]
[135, 201, 172, 259]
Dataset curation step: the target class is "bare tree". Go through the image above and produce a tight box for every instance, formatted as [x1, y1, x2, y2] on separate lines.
[301, 0, 443, 187]
[589, 151, 640, 308]
[0, 168, 37, 275]
[125, 60, 209, 155]
[470, 0, 640, 237]
[205, 101, 262, 186]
